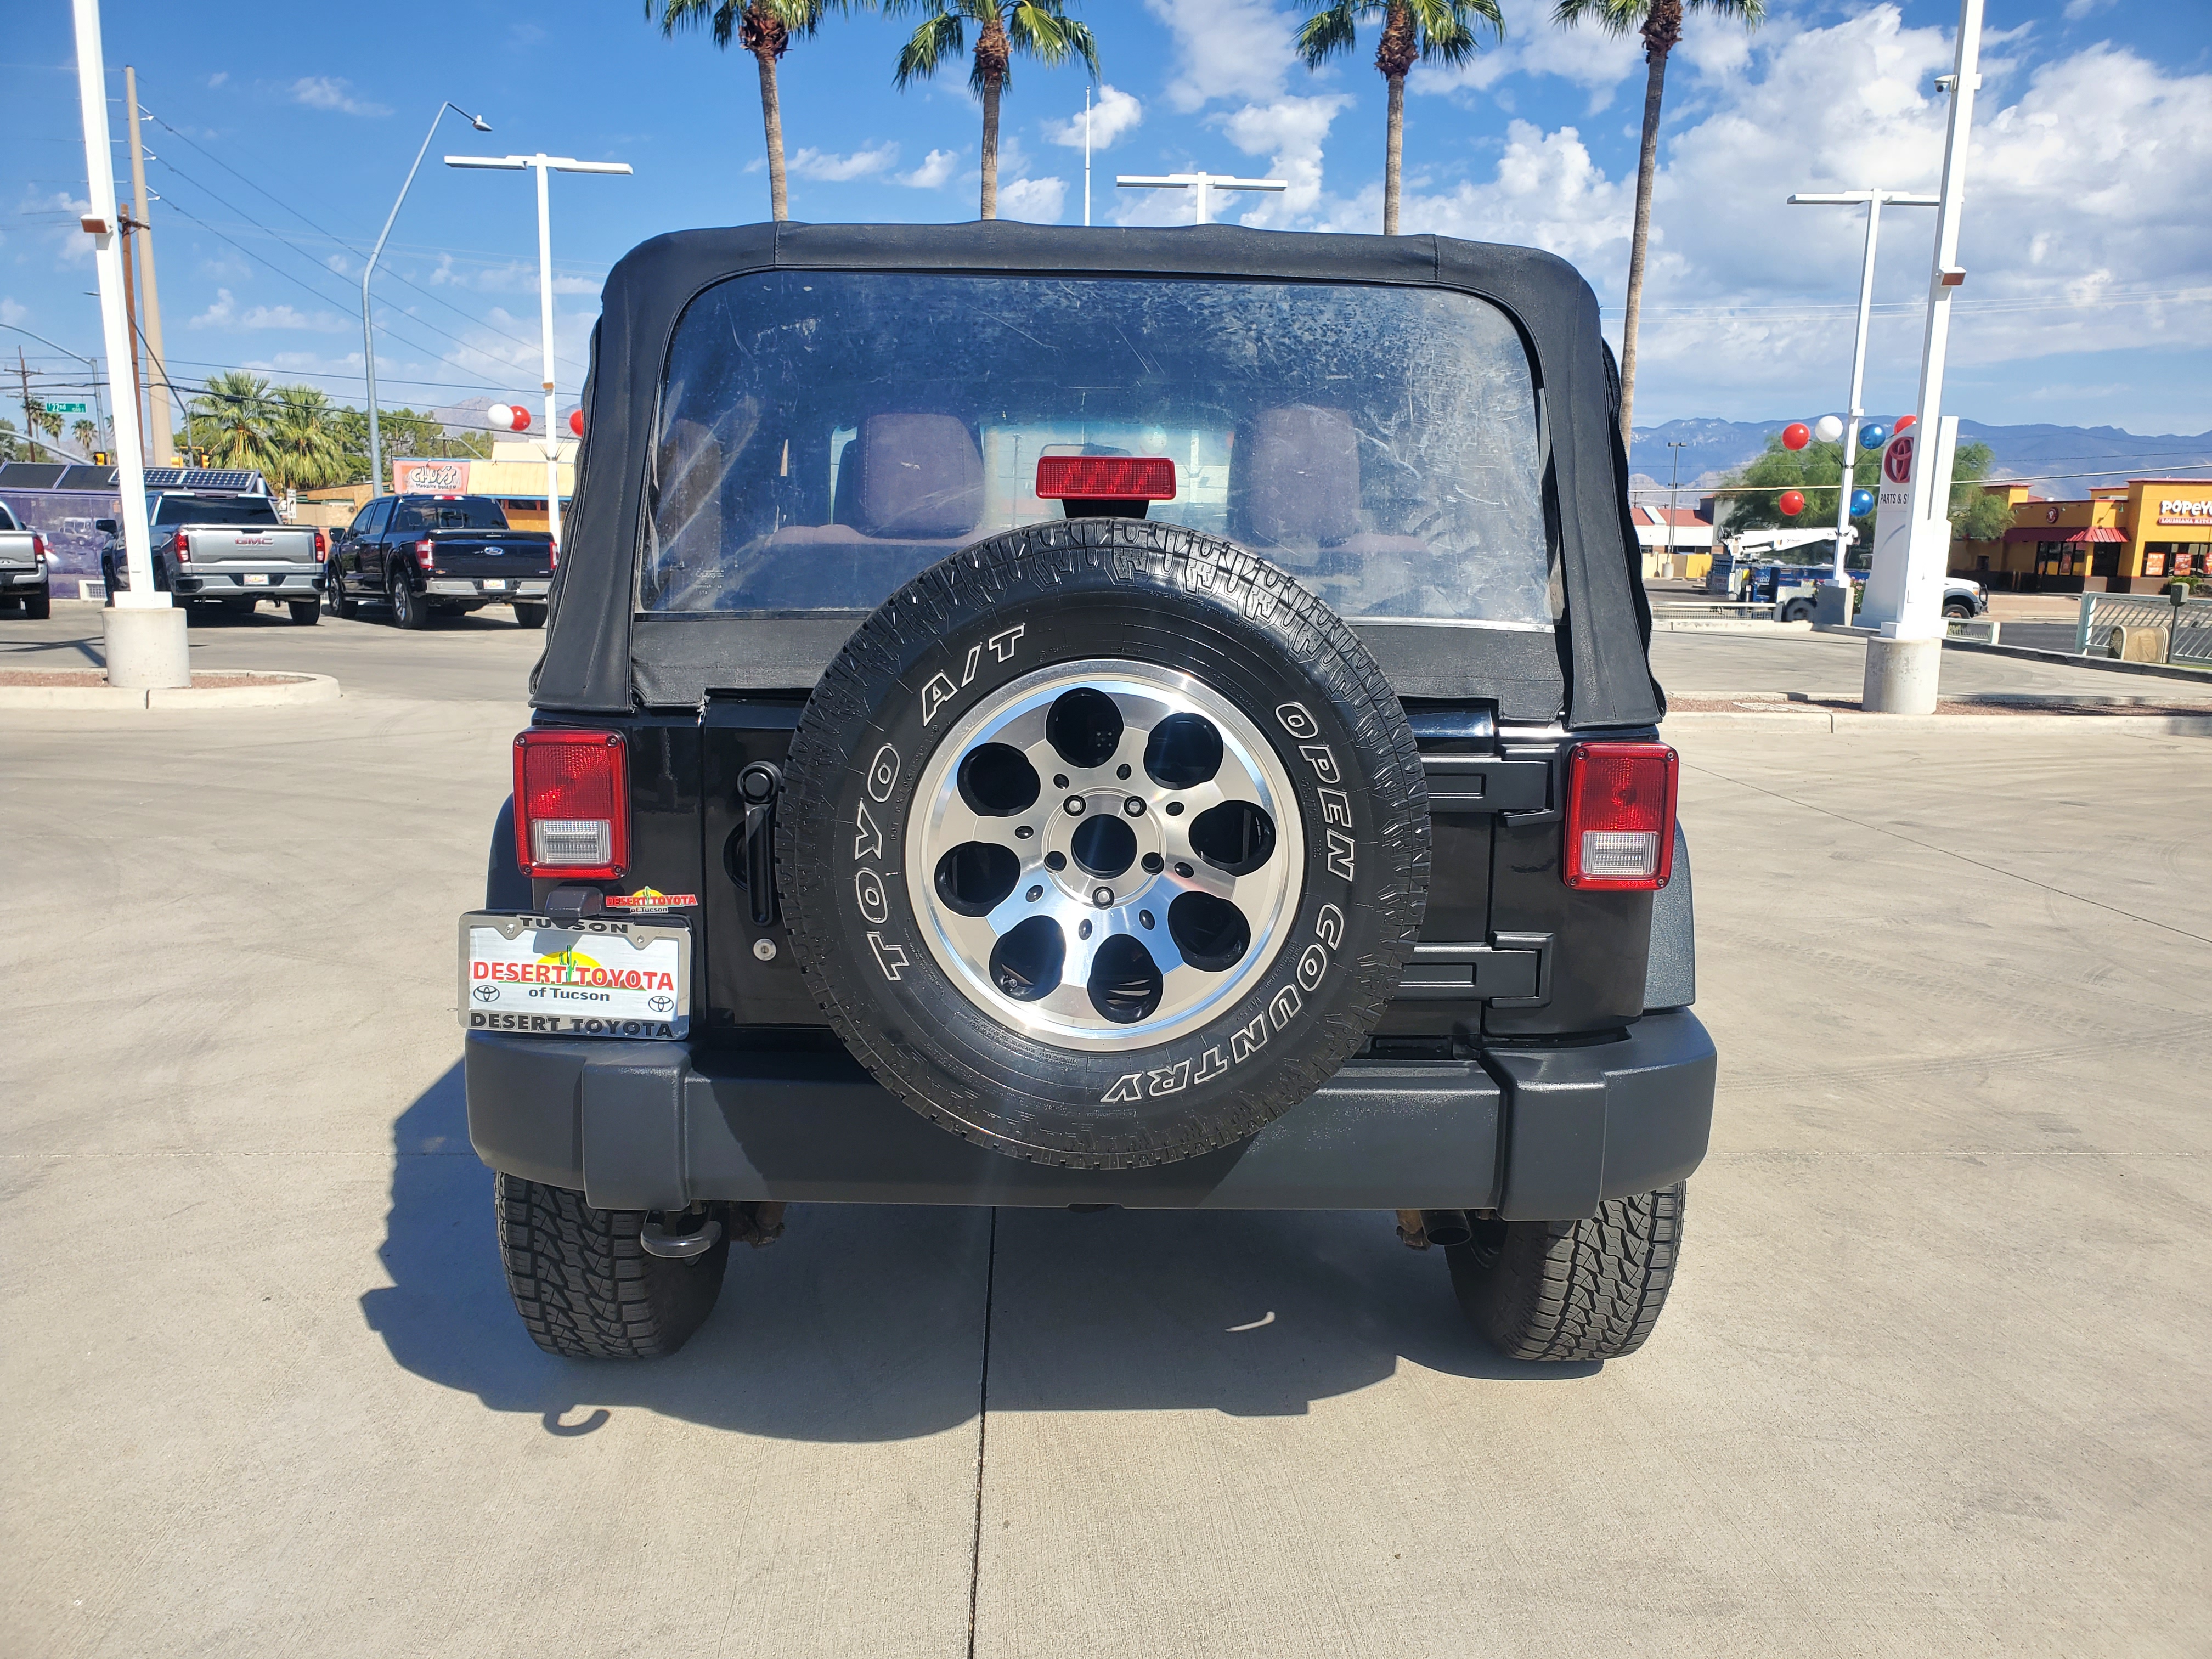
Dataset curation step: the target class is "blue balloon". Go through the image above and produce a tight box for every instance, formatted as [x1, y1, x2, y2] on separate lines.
[1850, 488, 1875, 517]
[1859, 424, 1888, 450]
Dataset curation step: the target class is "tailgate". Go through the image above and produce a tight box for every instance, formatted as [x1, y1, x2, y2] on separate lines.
[427, 532, 554, 577]
[183, 526, 318, 566]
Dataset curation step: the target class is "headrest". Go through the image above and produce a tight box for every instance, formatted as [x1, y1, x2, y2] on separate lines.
[1231, 405, 1361, 547]
[853, 413, 984, 539]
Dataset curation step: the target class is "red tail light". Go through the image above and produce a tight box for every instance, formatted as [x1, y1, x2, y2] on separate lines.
[513, 729, 629, 879]
[1562, 742, 1678, 890]
[314, 528, 328, 562]
[31, 533, 47, 565]
[414, 537, 435, 571]
[176, 533, 192, 564]
[1035, 455, 1177, 501]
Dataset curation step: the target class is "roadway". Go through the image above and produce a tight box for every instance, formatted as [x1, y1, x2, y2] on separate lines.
[3, 608, 2208, 1655]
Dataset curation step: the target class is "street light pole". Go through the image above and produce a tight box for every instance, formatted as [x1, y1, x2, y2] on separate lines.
[1665, 439, 1686, 578]
[1866, 0, 1985, 714]
[364, 101, 490, 495]
[1789, 188, 1938, 584]
[446, 153, 631, 548]
[1116, 172, 1286, 225]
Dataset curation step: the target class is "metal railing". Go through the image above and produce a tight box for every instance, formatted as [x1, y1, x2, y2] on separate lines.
[2076, 593, 2212, 664]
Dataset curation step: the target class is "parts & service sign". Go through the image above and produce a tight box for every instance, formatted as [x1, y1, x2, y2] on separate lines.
[458, 913, 689, 1038]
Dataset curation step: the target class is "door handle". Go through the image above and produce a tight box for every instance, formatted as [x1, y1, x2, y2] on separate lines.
[738, 762, 782, 927]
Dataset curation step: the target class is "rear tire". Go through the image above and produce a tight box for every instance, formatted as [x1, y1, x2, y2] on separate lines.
[389, 568, 428, 630]
[24, 589, 50, 620]
[325, 573, 356, 620]
[495, 1173, 729, 1359]
[287, 599, 319, 625]
[1942, 600, 1973, 619]
[512, 601, 546, 629]
[1779, 597, 1816, 624]
[1446, 1183, 1685, 1362]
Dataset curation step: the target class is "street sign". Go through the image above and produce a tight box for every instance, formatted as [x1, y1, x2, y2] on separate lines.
[41, 400, 89, 415]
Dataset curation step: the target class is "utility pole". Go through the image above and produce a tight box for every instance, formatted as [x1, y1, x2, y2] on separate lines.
[124, 66, 174, 465]
[117, 210, 145, 464]
[1864, 0, 1983, 714]
[447, 151, 630, 548]
[1664, 440, 1687, 578]
[1083, 86, 1091, 227]
[17, 349, 43, 462]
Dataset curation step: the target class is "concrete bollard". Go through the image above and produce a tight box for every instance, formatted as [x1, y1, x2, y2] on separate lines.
[103, 605, 191, 689]
[2106, 625, 2169, 663]
[1864, 635, 1943, 714]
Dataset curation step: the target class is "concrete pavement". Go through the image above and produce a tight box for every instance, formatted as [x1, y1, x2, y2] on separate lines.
[2, 629, 2208, 1656]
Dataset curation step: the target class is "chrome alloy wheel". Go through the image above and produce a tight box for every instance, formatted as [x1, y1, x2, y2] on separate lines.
[906, 659, 1305, 1053]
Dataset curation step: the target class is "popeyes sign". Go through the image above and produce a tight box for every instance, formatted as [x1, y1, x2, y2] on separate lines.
[2156, 494, 2212, 526]
[393, 459, 471, 494]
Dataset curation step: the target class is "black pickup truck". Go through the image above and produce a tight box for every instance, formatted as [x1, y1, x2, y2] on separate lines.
[461, 222, 1713, 1367]
[326, 493, 555, 628]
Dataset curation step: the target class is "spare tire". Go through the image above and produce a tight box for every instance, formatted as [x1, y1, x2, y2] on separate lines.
[778, 518, 1429, 1169]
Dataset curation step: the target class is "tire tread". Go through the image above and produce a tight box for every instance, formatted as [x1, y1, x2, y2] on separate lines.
[1448, 1183, 1685, 1362]
[494, 1173, 726, 1359]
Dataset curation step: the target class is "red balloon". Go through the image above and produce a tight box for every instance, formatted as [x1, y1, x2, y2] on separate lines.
[569, 408, 585, 437]
[510, 404, 532, 432]
[1780, 489, 1806, 517]
[1782, 422, 1812, 451]
[1893, 414, 1917, 433]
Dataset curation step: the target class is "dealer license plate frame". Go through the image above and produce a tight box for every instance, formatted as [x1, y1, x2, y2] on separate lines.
[458, 910, 691, 1039]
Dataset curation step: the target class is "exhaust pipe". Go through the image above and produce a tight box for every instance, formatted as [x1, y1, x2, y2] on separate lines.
[1419, 1209, 1473, 1248]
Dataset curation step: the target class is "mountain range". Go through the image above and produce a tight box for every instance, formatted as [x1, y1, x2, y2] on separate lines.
[1626, 418, 2212, 506]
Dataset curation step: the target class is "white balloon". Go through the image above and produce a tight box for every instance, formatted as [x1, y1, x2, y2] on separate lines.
[1814, 414, 1844, 443]
[487, 403, 514, 431]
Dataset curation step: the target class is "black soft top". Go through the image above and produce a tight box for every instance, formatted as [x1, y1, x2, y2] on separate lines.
[534, 220, 1658, 729]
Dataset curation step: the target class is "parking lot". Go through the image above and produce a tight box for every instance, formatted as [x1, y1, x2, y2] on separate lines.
[4, 607, 2208, 1655]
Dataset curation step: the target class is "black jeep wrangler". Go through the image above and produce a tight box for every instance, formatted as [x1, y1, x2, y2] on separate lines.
[462, 222, 1713, 1365]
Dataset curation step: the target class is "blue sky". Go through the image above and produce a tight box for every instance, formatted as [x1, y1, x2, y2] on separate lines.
[6, 0, 2210, 452]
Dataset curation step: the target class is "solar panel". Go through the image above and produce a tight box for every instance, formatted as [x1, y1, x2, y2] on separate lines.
[142, 467, 186, 487]
[179, 470, 264, 493]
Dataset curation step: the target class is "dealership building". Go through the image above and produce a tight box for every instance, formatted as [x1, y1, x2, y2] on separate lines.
[1952, 476, 2212, 592]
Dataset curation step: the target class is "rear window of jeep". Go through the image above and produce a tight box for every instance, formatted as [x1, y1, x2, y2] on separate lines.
[642, 272, 1551, 627]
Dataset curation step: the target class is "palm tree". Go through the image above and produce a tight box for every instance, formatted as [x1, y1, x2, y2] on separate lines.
[651, 0, 855, 222]
[889, 1, 1098, 220]
[1296, 1, 1502, 237]
[1555, 0, 1764, 442]
[267, 386, 346, 493]
[188, 370, 278, 475]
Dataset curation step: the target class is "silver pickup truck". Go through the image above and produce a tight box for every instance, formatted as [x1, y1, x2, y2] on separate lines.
[99, 492, 324, 624]
[0, 501, 50, 619]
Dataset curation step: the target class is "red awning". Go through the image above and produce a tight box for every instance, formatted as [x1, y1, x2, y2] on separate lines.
[2003, 524, 2124, 544]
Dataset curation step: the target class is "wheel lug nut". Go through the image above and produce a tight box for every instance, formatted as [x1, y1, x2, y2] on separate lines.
[1026, 885, 1043, 902]
[1142, 852, 1163, 873]
[1124, 797, 1144, 816]
[1014, 825, 1034, 839]
[1064, 795, 1085, 815]
[1093, 887, 1114, 907]
[1175, 861, 1194, 878]
[1045, 851, 1066, 871]
[1138, 910, 1154, 929]
[1078, 919, 1093, 940]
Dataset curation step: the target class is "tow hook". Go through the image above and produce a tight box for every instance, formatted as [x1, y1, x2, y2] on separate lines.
[640, 1205, 722, 1261]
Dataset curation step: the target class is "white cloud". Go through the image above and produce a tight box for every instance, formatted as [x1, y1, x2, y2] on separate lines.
[422, 253, 600, 296]
[1044, 84, 1143, 150]
[997, 176, 1068, 223]
[899, 148, 961, 189]
[325, 252, 350, 276]
[2061, 0, 2114, 18]
[1417, 18, 1641, 113]
[1219, 94, 1351, 226]
[290, 76, 390, 117]
[206, 71, 228, 88]
[1144, 0, 1300, 112]
[1355, 8, 2212, 421]
[240, 303, 350, 332]
[188, 289, 237, 328]
[788, 143, 899, 182]
[0, 297, 25, 328]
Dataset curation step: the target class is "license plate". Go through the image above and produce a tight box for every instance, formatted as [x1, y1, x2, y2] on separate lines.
[242, 573, 270, 585]
[482, 577, 506, 591]
[459, 912, 690, 1039]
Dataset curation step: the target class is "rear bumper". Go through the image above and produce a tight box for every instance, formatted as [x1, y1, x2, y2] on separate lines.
[175, 570, 321, 597]
[425, 577, 551, 598]
[465, 1009, 1715, 1217]
[0, 568, 46, 590]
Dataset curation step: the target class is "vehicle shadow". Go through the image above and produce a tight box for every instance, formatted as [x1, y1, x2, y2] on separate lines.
[362, 1063, 1595, 1443]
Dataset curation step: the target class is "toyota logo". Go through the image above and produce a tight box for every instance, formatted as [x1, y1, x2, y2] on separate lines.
[648, 994, 674, 1013]
[472, 984, 498, 1002]
[1884, 437, 1914, 485]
